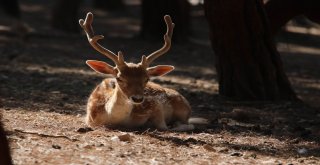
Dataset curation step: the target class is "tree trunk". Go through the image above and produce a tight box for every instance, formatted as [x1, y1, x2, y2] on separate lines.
[204, 0, 297, 100]
[141, 0, 190, 42]
[265, 0, 320, 35]
[51, 0, 82, 33]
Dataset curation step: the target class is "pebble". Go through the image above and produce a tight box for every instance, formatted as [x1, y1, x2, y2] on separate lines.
[76, 127, 93, 133]
[297, 148, 308, 154]
[52, 144, 61, 149]
[203, 144, 216, 152]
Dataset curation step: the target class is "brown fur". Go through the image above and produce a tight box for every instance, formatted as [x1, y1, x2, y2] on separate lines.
[86, 78, 191, 130]
[81, 13, 191, 130]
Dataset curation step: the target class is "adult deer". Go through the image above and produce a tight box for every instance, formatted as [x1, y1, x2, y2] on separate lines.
[79, 12, 194, 131]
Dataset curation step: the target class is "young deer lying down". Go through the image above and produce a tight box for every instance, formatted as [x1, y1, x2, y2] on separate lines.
[79, 12, 194, 131]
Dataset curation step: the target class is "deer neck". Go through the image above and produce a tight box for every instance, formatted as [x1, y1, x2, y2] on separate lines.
[105, 85, 133, 124]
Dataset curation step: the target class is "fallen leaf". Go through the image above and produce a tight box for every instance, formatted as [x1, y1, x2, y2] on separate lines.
[118, 133, 132, 142]
[203, 144, 216, 152]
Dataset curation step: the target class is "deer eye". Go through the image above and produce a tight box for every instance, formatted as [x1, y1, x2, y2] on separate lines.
[116, 77, 124, 82]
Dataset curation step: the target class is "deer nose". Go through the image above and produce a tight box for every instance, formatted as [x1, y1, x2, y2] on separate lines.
[130, 95, 144, 104]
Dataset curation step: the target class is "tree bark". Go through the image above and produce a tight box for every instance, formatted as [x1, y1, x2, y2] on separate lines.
[204, 0, 297, 100]
[141, 0, 190, 42]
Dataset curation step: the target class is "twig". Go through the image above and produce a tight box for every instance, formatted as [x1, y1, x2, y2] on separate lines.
[140, 128, 151, 135]
[13, 129, 78, 142]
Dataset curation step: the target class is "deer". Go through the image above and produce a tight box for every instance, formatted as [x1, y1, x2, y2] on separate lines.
[79, 12, 195, 131]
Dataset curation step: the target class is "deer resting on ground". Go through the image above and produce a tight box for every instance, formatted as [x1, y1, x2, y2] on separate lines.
[79, 12, 194, 131]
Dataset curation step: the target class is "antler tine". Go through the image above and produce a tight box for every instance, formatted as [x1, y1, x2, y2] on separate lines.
[117, 51, 126, 66]
[144, 15, 175, 67]
[79, 12, 119, 65]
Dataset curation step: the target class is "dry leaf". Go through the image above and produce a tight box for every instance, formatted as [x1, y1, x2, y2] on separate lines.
[203, 144, 216, 152]
[118, 133, 132, 142]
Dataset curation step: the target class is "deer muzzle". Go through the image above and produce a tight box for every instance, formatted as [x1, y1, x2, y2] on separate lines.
[130, 95, 144, 104]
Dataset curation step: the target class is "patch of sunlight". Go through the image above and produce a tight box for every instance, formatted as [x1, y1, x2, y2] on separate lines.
[0, 25, 10, 31]
[124, 0, 204, 6]
[20, 4, 44, 13]
[158, 75, 217, 91]
[24, 64, 100, 76]
[21, 65, 218, 89]
[289, 76, 320, 90]
[285, 25, 320, 36]
[22, 64, 217, 91]
[189, 0, 204, 5]
[175, 66, 216, 75]
[277, 43, 320, 56]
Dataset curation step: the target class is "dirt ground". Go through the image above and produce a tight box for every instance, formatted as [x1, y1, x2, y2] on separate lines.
[1, 1, 320, 164]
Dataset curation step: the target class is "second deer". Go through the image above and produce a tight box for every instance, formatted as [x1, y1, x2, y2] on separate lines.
[79, 12, 194, 131]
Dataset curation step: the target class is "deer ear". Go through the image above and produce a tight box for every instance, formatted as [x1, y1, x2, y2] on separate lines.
[86, 60, 117, 75]
[147, 65, 174, 77]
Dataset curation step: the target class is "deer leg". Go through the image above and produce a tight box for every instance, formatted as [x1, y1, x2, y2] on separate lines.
[154, 120, 168, 130]
[171, 96, 191, 124]
[86, 83, 109, 127]
[150, 108, 168, 130]
[86, 103, 108, 127]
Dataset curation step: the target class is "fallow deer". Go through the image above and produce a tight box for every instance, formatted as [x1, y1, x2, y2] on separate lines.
[79, 12, 193, 131]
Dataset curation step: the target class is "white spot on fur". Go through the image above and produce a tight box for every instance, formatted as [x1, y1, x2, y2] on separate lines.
[105, 90, 133, 125]
[188, 117, 209, 125]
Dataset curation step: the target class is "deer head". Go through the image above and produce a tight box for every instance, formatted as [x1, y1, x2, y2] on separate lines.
[79, 12, 175, 104]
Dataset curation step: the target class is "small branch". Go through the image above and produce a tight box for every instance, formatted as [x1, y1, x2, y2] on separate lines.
[13, 129, 78, 142]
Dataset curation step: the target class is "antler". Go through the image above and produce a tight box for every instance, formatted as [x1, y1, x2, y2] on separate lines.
[142, 15, 175, 67]
[79, 12, 125, 67]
